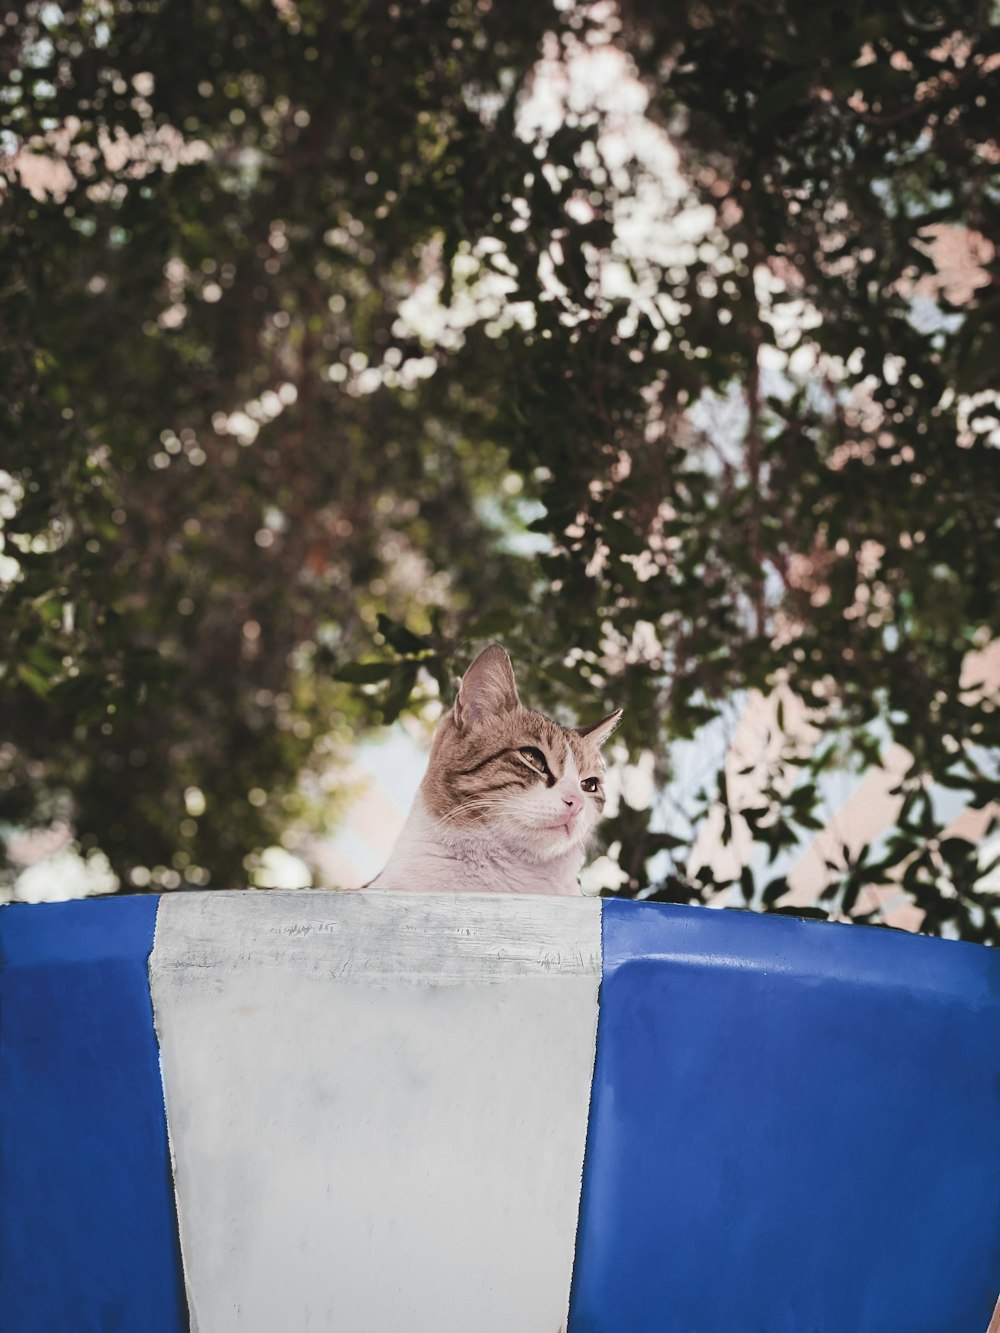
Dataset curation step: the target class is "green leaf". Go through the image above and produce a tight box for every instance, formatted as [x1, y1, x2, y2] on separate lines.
[762, 875, 789, 906]
[602, 517, 647, 557]
[740, 865, 755, 903]
[464, 610, 518, 640]
[754, 70, 815, 127]
[645, 831, 686, 854]
[544, 662, 586, 692]
[333, 661, 398, 685]
[842, 877, 863, 915]
[376, 614, 429, 655]
[380, 661, 420, 723]
[17, 663, 52, 698]
[426, 655, 454, 704]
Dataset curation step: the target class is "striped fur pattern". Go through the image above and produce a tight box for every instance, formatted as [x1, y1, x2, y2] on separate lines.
[369, 645, 622, 896]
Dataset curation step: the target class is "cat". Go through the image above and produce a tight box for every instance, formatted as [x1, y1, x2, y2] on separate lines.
[367, 643, 621, 896]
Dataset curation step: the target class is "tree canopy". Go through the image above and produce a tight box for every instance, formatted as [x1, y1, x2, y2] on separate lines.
[2, 0, 998, 940]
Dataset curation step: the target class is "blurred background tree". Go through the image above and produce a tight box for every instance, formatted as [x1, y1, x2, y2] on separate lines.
[1, 0, 997, 940]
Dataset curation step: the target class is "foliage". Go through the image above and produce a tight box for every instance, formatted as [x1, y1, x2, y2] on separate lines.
[1, 0, 997, 940]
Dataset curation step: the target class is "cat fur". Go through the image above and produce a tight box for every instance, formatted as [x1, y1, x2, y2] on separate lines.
[368, 644, 620, 895]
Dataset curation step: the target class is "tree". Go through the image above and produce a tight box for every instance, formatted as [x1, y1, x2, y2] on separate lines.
[1, 0, 997, 940]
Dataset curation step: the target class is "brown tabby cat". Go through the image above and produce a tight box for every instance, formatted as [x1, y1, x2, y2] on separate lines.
[368, 644, 621, 895]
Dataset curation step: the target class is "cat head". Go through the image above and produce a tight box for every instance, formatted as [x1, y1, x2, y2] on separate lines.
[420, 644, 621, 864]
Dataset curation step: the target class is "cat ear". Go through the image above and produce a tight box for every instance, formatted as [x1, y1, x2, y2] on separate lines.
[573, 708, 623, 747]
[453, 644, 521, 730]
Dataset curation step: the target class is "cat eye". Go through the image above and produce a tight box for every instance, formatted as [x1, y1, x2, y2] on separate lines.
[581, 777, 601, 794]
[518, 746, 550, 776]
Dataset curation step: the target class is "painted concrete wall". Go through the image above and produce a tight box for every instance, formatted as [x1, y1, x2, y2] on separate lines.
[150, 892, 601, 1333]
[0, 896, 187, 1332]
[2, 891, 999, 1332]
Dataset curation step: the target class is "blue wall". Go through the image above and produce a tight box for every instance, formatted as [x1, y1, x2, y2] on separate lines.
[571, 901, 1000, 1332]
[3, 892, 999, 1332]
[0, 897, 187, 1333]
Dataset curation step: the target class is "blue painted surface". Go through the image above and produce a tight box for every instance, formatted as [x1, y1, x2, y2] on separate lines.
[0, 896, 187, 1333]
[571, 901, 1000, 1333]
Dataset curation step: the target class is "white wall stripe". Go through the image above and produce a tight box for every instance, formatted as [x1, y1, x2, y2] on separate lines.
[152, 889, 601, 985]
[150, 891, 601, 1333]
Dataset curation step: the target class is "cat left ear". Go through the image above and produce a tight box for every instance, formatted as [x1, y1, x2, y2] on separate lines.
[573, 708, 623, 747]
[453, 643, 521, 731]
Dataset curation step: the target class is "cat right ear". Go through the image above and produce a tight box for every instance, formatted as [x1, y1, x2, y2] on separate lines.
[453, 644, 520, 731]
[573, 708, 623, 747]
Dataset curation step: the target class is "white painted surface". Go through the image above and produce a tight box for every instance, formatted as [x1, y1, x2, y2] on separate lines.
[150, 891, 601, 1333]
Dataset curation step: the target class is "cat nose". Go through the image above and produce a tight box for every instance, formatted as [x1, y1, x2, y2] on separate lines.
[562, 793, 583, 817]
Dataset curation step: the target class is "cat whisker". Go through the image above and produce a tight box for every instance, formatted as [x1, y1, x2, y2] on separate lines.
[433, 796, 519, 828]
[433, 797, 509, 828]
